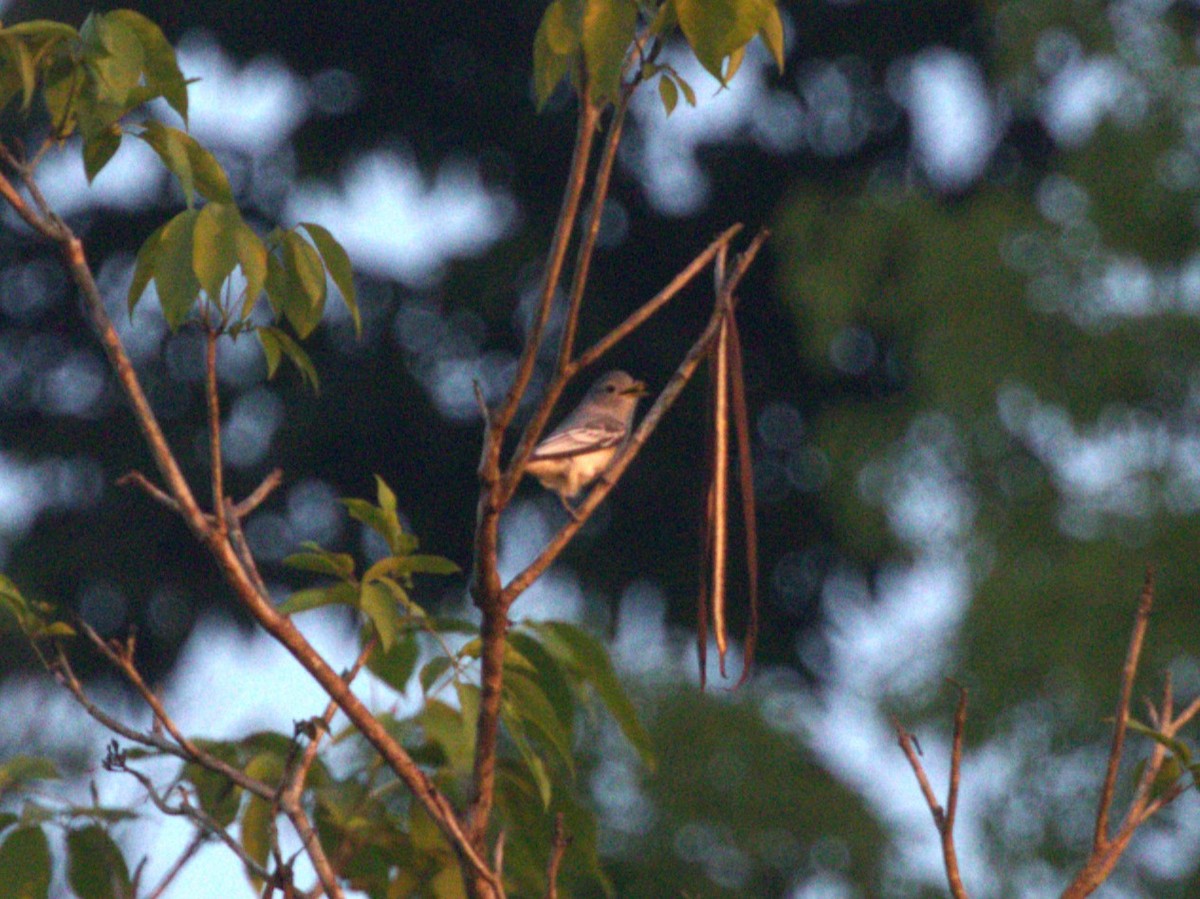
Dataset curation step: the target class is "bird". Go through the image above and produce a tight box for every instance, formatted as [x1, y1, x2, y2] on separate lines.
[524, 370, 648, 516]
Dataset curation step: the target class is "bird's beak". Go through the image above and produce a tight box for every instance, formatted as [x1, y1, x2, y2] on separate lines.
[624, 380, 649, 397]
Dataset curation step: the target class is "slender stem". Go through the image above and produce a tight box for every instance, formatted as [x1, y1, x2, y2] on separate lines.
[498, 95, 633, 501]
[491, 100, 601, 438]
[544, 813, 570, 899]
[571, 225, 743, 373]
[78, 621, 277, 800]
[557, 92, 630, 371]
[500, 230, 769, 603]
[145, 830, 206, 899]
[1093, 569, 1154, 851]
[206, 325, 227, 535]
[893, 709, 971, 899]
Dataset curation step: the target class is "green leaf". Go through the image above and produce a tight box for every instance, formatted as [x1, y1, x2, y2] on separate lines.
[152, 208, 201, 329]
[138, 121, 233, 208]
[419, 699, 474, 775]
[1127, 718, 1194, 766]
[658, 74, 678, 116]
[759, 2, 785, 72]
[532, 621, 655, 770]
[240, 795, 272, 890]
[279, 230, 327, 339]
[504, 670, 575, 777]
[128, 220, 168, 315]
[66, 825, 131, 899]
[183, 748, 242, 828]
[359, 581, 401, 652]
[256, 326, 319, 391]
[80, 12, 143, 109]
[367, 631, 420, 693]
[299, 222, 359, 336]
[192, 202, 241, 302]
[2, 36, 36, 112]
[0, 756, 60, 798]
[282, 547, 356, 579]
[581, 0, 637, 104]
[0, 825, 51, 899]
[503, 700, 554, 808]
[235, 223, 268, 319]
[677, 73, 697, 107]
[394, 554, 462, 577]
[278, 582, 357, 616]
[723, 44, 746, 84]
[673, 0, 777, 83]
[507, 632, 576, 732]
[533, 0, 573, 110]
[419, 656, 454, 695]
[82, 127, 122, 183]
[106, 9, 188, 122]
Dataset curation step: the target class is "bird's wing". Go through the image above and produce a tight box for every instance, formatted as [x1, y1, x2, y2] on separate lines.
[530, 418, 626, 459]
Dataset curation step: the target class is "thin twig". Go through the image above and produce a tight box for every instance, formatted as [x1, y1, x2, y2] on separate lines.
[893, 694, 971, 899]
[206, 324, 227, 534]
[236, 468, 284, 517]
[78, 621, 277, 800]
[570, 224, 744, 376]
[145, 830, 207, 899]
[108, 754, 273, 883]
[1093, 568, 1154, 851]
[544, 812, 571, 899]
[500, 97, 633, 498]
[500, 229, 769, 603]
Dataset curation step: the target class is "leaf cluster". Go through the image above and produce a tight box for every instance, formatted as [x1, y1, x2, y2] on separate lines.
[0, 755, 136, 899]
[533, 0, 784, 113]
[0, 11, 187, 179]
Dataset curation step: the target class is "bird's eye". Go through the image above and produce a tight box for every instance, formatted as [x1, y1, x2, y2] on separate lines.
[606, 384, 616, 392]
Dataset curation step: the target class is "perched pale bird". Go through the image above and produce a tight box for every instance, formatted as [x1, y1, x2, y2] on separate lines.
[525, 370, 648, 514]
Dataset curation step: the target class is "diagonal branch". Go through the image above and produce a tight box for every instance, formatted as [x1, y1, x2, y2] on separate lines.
[500, 229, 769, 603]
[1093, 568, 1154, 851]
[893, 681, 971, 899]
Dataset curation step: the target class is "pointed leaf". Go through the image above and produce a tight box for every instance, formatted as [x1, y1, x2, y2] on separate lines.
[581, 0, 637, 104]
[82, 127, 122, 183]
[66, 825, 131, 899]
[394, 554, 462, 577]
[0, 756, 60, 797]
[759, 3, 786, 72]
[106, 9, 188, 122]
[367, 631, 420, 693]
[658, 74, 678, 116]
[256, 326, 319, 391]
[192, 202, 240, 302]
[0, 825, 51, 899]
[280, 230, 327, 339]
[360, 581, 401, 652]
[282, 548, 356, 579]
[153, 208, 201, 329]
[673, 0, 776, 83]
[235, 223, 268, 319]
[299, 222, 359, 336]
[278, 582, 357, 616]
[533, 620, 655, 769]
[533, 0, 573, 110]
[128, 220, 168, 314]
[240, 795, 272, 890]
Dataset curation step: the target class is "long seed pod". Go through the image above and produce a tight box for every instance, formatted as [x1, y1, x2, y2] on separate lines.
[711, 313, 730, 676]
[727, 314, 758, 687]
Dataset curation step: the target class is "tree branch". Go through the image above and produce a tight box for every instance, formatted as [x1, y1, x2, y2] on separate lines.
[1092, 568, 1154, 851]
[893, 682, 971, 899]
[500, 229, 769, 603]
